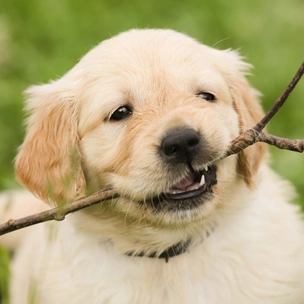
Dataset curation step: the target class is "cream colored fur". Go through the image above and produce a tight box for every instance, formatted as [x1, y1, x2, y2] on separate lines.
[2, 29, 304, 303]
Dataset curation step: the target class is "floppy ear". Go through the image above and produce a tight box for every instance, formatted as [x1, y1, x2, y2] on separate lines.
[221, 50, 267, 186]
[232, 79, 267, 186]
[15, 83, 86, 205]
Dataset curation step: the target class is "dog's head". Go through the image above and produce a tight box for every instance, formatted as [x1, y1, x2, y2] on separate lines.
[15, 29, 266, 225]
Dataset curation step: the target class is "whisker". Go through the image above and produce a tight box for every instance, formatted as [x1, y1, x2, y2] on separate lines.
[211, 37, 231, 48]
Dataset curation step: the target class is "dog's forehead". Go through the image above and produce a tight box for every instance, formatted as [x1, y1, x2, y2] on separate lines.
[78, 30, 223, 82]
[82, 29, 213, 64]
[76, 30, 229, 100]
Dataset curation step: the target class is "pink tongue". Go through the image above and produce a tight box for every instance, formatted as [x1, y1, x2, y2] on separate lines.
[171, 172, 195, 191]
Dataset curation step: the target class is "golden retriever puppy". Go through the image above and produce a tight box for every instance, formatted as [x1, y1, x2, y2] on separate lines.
[8, 29, 304, 303]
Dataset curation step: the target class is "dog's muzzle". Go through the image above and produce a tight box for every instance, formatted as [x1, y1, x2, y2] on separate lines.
[147, 127, 218, 211]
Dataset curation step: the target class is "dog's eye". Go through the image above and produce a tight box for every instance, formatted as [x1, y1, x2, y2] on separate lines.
[196, 92, 216, 102]
[110, 106, 132, 121]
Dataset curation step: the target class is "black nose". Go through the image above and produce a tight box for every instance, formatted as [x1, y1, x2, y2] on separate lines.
[160, 128, 200, 163]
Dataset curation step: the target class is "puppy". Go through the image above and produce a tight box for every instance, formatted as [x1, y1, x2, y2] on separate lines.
[8, 29, 304, 303]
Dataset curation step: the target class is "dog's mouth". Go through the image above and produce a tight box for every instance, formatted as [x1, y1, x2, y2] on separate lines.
[165, 166, 217, 200]
[148, 165, 217, 210]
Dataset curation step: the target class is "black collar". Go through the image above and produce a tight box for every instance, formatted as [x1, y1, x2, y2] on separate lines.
[126, 239, 191, 263]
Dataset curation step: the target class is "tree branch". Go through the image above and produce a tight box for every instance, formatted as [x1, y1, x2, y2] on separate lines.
[226, 130, 304, 157]
[253, 61, 304, 132]
[0, 62, 303, 236]
[225, 61, 304, 157]
[0, 186, 118, 235]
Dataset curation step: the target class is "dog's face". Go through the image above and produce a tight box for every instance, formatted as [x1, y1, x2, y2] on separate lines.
[15, 29, 266, 226]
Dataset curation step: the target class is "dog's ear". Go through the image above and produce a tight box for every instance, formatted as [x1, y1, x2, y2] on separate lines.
[220, 50, 267, 186]
[15, 83, 86, 205]
[233, 80, 267, 187]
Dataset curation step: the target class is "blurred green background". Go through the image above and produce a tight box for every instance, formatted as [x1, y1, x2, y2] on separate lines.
[0, 0, 303, 207]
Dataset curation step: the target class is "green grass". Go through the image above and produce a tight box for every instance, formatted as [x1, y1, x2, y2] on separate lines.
[0, 247, 10, 304]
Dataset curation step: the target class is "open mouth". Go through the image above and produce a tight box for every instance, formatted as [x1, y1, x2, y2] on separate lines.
[149, 165, 217, 210]
[165, 166, 217, 200]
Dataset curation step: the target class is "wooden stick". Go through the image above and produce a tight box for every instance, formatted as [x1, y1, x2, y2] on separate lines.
[0, 186, 118, 235]
[253, 61, 304, 132]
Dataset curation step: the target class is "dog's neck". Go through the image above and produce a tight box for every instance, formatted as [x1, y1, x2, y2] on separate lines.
[75, 207, 218, 260]
[126, 239, 191, 263]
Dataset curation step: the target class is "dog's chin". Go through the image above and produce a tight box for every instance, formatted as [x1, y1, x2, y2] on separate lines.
[142, 165, 218, 213]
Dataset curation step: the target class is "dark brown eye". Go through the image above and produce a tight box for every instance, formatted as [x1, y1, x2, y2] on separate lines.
[110, 106, 132, 121]
[196, 92, 216, 102]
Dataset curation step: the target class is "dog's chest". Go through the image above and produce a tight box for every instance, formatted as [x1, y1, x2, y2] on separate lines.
[30, 198, 304, 304]
[34, 234, 302, 304]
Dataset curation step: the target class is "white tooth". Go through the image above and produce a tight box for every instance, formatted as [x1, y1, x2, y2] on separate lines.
[204, 165, 208, 171]
[199, 174, 205, 186]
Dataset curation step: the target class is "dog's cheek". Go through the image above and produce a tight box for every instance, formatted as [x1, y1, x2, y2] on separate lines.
[109, 124, 166, 195]
[79, 129, 125, 190]
[211, 103, 241, 140]
[110, 155, 165, 199]
[194, 109, 236, 159]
